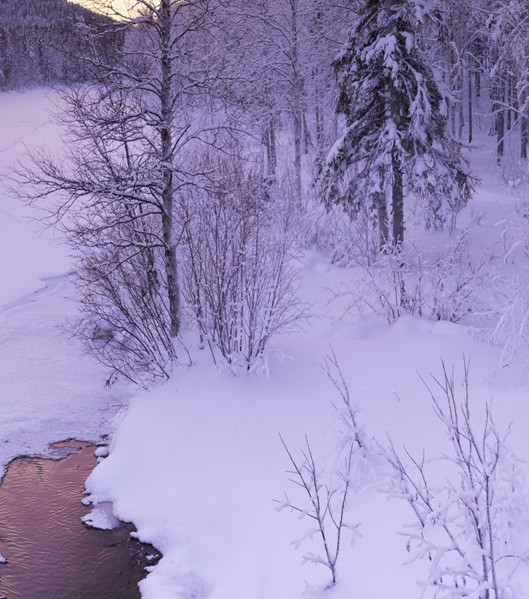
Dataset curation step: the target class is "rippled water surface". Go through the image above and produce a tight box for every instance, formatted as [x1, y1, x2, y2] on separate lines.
[0, 441, 158, 599]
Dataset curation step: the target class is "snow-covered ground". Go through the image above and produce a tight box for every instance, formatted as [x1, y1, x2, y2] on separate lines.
[2, 88, 529, 599]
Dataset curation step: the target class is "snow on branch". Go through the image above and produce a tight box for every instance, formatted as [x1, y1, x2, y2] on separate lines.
[387, 359, 529, 599]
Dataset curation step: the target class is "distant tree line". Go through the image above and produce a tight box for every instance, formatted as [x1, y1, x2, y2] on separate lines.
[0, 0, 122, 89]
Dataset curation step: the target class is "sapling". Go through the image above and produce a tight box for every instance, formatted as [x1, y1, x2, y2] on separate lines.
[276, 434, 354, 587]
[277, 351, 367, 586]
[323, 347, 366, 452]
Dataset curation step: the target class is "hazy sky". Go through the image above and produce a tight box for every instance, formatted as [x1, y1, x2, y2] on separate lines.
[70, 0, 135, 18]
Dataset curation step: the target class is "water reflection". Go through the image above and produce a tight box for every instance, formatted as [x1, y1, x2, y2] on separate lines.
[0, 440, 159, 599]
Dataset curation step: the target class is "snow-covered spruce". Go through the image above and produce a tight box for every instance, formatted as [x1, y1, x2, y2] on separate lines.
[320, 0, 474, 250]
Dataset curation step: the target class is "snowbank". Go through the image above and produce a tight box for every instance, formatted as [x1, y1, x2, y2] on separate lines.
[84, 294, 523, 599]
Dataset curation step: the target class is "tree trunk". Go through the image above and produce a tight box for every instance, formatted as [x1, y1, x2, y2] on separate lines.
[314, 67, 325, 170]
[376, 189, 389, 251]
[496, 101, 505, 166]
[264, 118, 277, 176]
[290, 0, 302, 203]
[496, 108, 504, 165]
[507, 76, 512, 131]
[458, 94, 464, 141]
[160, 0, 180, 338]
[302, 111, 311, 154]
[468, 68, 472, 144]
[521, 115, 528, 159]
[391, 151, 404, 249]
[492, 76, 504, 165]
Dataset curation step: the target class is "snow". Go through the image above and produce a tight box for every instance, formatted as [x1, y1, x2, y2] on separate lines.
[81, 501, 121, 530]
[94, 445, 110, 458]
[1, 88, 529, 599]
[0, 90, 71, 306]
[83, 321, 500, 599]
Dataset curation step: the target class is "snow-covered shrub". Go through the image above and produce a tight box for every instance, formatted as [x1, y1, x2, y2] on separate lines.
[491, 205, 529, 382]
[336, 222, 493, 324]
[71, 214, 176, 388]
[308, 201, 380, 268]
[181, 152, 307, 372]
[491, 278, 529, 383]
[387, 360, 528, 599]
[499, 154, 529, 221]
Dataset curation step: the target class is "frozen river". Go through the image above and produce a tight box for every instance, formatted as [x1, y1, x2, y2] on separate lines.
[0, 89, 129, 478]
[0, 273, 128, 479]
[0, 89, 140, 596]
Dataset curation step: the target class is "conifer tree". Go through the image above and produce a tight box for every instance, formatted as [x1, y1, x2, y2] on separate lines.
[320, 0, 474, 250]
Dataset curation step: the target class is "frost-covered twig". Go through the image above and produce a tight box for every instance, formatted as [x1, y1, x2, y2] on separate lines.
[276, 433, 354, 586]
[277, 353, 373, 587]
[323, 347, 364, 450]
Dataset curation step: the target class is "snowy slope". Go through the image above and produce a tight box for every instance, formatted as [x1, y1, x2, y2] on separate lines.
[83, 130, 529, 597]
[86, 313, 528, 599]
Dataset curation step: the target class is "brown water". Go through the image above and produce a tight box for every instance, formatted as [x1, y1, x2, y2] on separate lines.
[0, 440, 160, 599]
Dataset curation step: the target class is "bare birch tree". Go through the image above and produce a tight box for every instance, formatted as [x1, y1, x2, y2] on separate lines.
[15, 0, 227, 385]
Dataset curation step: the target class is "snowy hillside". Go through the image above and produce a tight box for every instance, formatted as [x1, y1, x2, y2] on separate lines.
[77, 118, 529, 597]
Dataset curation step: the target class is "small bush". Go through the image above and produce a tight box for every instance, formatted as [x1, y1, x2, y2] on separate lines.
[387, 360, 528, 599]
[182, 152, 308, 372]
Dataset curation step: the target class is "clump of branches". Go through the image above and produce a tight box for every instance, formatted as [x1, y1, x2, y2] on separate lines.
[16, 128, 180, 387]
[387, 359, 528, 599]
[491, 215, 529, 383]
[308, 201, 381, 268]
[334, 220, 493, 324]
[491, 279, 529, 383]
[71, 214, 176, 388]
[181, 149, 308, 372]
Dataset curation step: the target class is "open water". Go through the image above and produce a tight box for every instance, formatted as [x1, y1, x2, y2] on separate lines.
[0, 440, 159, 599]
